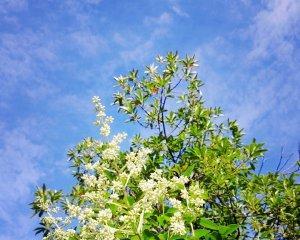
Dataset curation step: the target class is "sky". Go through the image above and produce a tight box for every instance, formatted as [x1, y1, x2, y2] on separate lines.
[0, 0, 299, 239]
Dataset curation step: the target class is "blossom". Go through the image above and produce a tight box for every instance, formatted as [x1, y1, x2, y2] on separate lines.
[110, 193, 119, 200]
[82, 174, 97, 187]
[171, 175, 189, 189]
[181, 188, 189, 200]
[67, 203, 81, 218]
[35, 96, 209, 240]
[97, 209, 112, 222]
[126, 147, 151, 176]
[170, 212, 186, 235]
[99, 225, 116, 240]
[112, 180, 123, 191]
[139, 179, 156, 192]
[92, 96, 100, 104]
[145, 63, 158, 75]
[78, 208, 94, 222]
[169, 198, 182, 210]
[92, 96, 115, 137]
[100, 123, 111, 137]
[156, 55, 164, 63]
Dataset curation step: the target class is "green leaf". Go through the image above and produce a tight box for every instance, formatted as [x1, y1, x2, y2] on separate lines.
[142, 230, 157, 239]
[218, 224, 239, 236]
[199, 218, 220, 231]
[183, 213, 195, 224]
[124, 195, 135, 206]
[205, 232, 221, 240]
[183, 164, 195, 177]
[158, 232, 168, 240]
[166, 207, 177, 215]
[130, 235, 140, 240]
[170, 235, 185, 240]
[194, 229, 210, 237]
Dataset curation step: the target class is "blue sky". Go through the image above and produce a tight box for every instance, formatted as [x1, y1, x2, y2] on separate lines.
[0, 0, 299, 239]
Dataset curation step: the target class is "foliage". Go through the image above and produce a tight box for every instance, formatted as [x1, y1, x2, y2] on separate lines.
[31, 52, 300, 239]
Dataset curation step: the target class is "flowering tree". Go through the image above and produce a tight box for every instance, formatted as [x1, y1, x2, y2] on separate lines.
[32, 52, 299, 239]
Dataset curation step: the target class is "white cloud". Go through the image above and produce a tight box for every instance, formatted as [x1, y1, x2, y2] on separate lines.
[119, 12, 173, 63]
[247, 0, 300, 62]
[195, 0, 300, 144]
[113, 32, 127, 47]
[70, 31, 107, 56]
[0, 121, 45, 226]
[168, 0, 189, 17]
[197, 1, 300, 130]
[120, 40, 154, 63]
[0, 212, 37, 240]
[0, 30, 60, 101]
[144, 12, 173, 26]
[52, 93, 92, 116]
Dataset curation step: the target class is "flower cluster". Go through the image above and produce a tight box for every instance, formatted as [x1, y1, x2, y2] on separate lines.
[125, 147, 152, 176]
[170, 212, 186, 235]
[33, 96, 206, 239]
[92, 96, 114, 137]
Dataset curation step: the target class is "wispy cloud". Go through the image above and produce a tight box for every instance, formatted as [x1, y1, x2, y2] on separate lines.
[247, 0, 300, 62]
[0, 30, 60, 102]
[0, 119, 46, 239]
[70, 30, 107, 56]
[197, 0, 300, 133]
[0, 213, 37, 240]
[194, 0, 300, 172]
[168, 0, 189, 17]
[144, 12, 173, 26]
[119, 12, 174, 63]
[0, 1, 299, 238]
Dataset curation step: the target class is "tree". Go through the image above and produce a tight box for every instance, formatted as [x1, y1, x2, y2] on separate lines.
[31, 52, 299, 239]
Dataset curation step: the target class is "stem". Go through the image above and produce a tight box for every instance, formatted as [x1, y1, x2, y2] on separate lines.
[159, 87, 176, 163]
[190, 223, 194, 236]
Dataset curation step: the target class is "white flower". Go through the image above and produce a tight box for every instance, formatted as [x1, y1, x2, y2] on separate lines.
[119, 215, 127, 222]
[101, 133, 127, 160]
[82, 174, 97, 187]
[191, 197, 205, 207]
[97, 111, 106, 118]
[42, 216, 56, 225]
[98, 209, 112, 222]
[114, 75, 127, 83]
[111, 132, 127, 145]
[92, 96, 100, 104]
[126, 147, 151, 176]
[112, 180, 123, 191]
[171, 176, 189, 188]
[170, 212, 186, 235]
[139, 179, 156, 192]
[66, 229, 76, 234]
[145, 63, 158, 75]
[189, 184, 204, 196]
[99, 225, 116, 240]
[67, 204, 81, 218]
[150, 169, 163, 180]
[92, 96, 115, 137]
[85, 163, 94, 170]
[78, 208, 94, 222]
[100, 123, 111, 137]
[181, 188, 189, 200]
[110, 193, 119, 200]
[102, 145, 119, 160]
[169, 198, 182, 210]
[156, 55, 164, 63]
